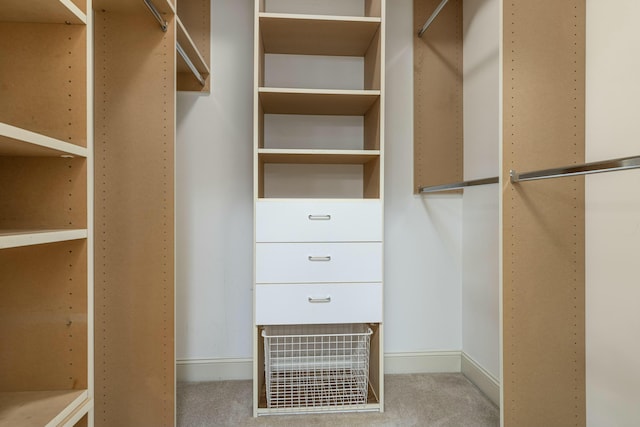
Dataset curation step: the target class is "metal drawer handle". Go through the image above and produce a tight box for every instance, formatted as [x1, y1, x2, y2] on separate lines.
[308, 256, 331, 262]
[308, 296, 331, 304]
[308, 214, 331, 221]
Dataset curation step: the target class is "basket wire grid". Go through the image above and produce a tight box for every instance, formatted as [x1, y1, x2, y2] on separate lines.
[262, 324, 372, 410]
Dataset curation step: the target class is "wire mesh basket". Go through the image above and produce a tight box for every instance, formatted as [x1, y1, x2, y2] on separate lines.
[262, 324, 372, 411]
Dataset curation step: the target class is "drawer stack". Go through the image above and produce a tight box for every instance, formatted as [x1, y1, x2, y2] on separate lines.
[255, 200, 383, 326]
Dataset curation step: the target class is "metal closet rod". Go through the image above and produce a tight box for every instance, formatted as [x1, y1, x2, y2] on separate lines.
[420, 176, 499, 193]
[510, 155, 640, 183]
[177, 43, 206, 87]
[144, 0, 168, 32]
[418, 0, 450, 37]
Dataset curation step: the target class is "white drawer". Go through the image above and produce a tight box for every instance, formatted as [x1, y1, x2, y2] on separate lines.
[256, 199, 382, 242]
[256, 242, 382, 284]
[256, 283, 382, 325]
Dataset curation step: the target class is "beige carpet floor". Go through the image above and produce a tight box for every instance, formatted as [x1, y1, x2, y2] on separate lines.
[177, 373, 499, 427]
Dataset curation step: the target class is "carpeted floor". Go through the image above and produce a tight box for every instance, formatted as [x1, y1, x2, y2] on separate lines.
[177, 373, 500, 427]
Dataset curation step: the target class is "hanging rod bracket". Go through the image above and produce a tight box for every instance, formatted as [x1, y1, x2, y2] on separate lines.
[418, 0, 450, 37]
[144, 0, 168, 32]
[177, 42, 206, 87]
[509, 170, 521, 183]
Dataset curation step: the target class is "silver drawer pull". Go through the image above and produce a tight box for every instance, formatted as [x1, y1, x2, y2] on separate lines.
[308, 214, 331, 221]
[308, 256, 331, 262]
[308, 296, 331, 304]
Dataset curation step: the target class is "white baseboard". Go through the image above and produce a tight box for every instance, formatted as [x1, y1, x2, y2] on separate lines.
[461, 352, 500, 407]
[177, 358, 253, 382]
[177, 351, 462, 382]
[384, 351, 462, 374]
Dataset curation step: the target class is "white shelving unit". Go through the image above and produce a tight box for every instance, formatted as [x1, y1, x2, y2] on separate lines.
[253, 0, 385, 416]
[0, 0, 93, 425]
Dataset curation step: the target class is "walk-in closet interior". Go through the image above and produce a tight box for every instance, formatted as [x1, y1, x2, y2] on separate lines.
[1, 0, 639, 426]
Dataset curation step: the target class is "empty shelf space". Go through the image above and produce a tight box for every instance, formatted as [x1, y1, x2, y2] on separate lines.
[0, 229, 88, 250]
[259, 149, 380, 165]
[260, 13, 381, 56]
[259, 88, 380, 115]
[0, 0, 86, 25]
[0, 123, 87, 157]
[0, 389, 88, 427]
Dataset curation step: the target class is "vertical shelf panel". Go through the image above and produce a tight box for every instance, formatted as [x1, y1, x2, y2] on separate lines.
[413, 0, 463, 193]
[94, 10, 175, 427]
[502, 1, 586, 425]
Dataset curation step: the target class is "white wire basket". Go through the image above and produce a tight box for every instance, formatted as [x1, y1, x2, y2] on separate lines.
[262, 324, 372, 411]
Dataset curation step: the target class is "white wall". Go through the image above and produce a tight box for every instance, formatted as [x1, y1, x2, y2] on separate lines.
[385, 0, 462, 354]
[586, 1, 640, 425]
[175, 0, 255, 359]
[175, 0, 463, 366]
[461, 0, 500, 379]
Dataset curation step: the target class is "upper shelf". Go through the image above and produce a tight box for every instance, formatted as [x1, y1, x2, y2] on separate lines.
[260, 13, 381, 56]
[259, 88, 380, 115]
[0, 0, 86, 25]
[0, 123, 88, 157]
[259, 149, 380, 165]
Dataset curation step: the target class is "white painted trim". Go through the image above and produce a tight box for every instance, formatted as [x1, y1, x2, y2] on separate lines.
[461, 352, 501, 407]
[177, 351, 463, 382]
[177, 358, 253, 382]
[384, 351, 462, 374]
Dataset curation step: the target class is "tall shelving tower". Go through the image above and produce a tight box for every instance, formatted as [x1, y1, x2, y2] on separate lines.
[253, 0, 385, 416]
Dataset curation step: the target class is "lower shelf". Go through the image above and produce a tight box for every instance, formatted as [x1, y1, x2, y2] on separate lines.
[0, 389, 88, 427]
[0, 229, 88, 250]
[257, 383, 380, 416]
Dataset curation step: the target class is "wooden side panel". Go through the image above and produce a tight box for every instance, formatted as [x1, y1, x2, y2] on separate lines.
[364, 27, 381, 90]
[94, 10, 175, 427]
[0, 241, 88, 391]
[177, 0, 210, 66]
[413, 0, 462, 193]
[177, 0, 211, 92]
[0, 23, 87, 147]
[502, 1, 586, 426]
[365, 0, 382, 18]
[0, 157, 86, 229]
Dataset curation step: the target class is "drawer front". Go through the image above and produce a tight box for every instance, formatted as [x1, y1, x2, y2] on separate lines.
[256, 242, 382, 284]
[256, 200, 382, 242]
[256, 283, 382, 325]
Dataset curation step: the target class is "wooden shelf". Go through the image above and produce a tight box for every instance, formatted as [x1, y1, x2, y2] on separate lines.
[259, 88, 380, 115]
[259, 149, 380, 165]
[176, 16, 210, 91]
[0, 0, 86, 25]
[0, 389, 88, 427]
[260, 13, 381, 56]
[0, 123, 87, 157]
[0, 229, 88, 250]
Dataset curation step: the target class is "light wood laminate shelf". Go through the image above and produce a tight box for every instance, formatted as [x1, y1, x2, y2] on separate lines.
[259, 149, 380, 165]
[260, 13, 381, 56]
[259, 88, 380, 115]
[0, 123, 88, 157]
[0, 389, 88, 427]
[0, 229, 88, 250]
[0, 0, 86, 25]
